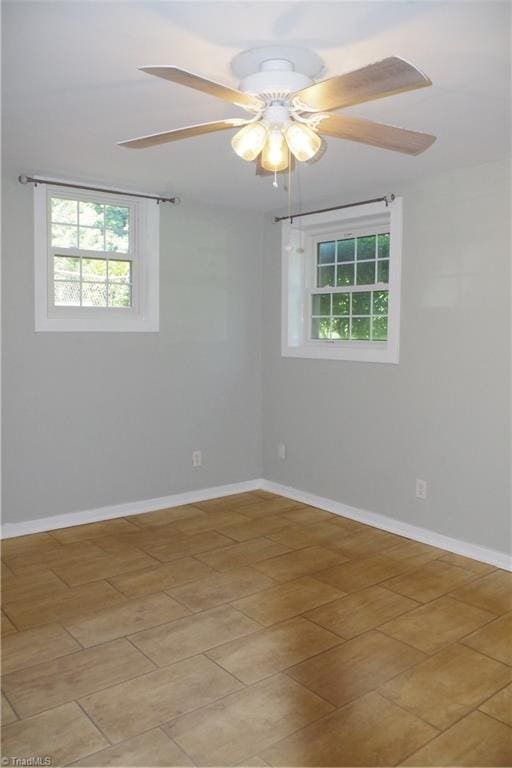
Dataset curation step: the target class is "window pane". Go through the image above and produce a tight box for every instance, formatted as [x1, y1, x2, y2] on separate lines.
[311, 317, 330, 339]
[331, 317, 349, 339]
[378, 233, 390, 259]
[79, 227, 104, 251]
[52, 224, 77, 248]
[82, 258, 107, 280]
[312, 293, 330, 316]
[82, 282, 107, 307]
[378, 259, 389, 283]
[108, 261, 131, 283]
[55, 281, 81, 306]
[372, 315, 388, 340]
[373, 290, 388, 314]
[351, 317, 371, 340]
[105, 205, 129, 233]
[79, 201, 104, 228]
[357, 235, 376, 260]
[106, 229, 129, 253]
[332, 293, 350, 315]
[352, 291, 371, 315]
[317, 241, 335, 264]
[108, 284, 131, 308]
[356, 261, 375, 285]
[54, 256, 80, 280]
[51, 198, 77, 225]
[337, 238, 355, 262]
[336, 263, 354, 286]
[317, 266, 335, 287]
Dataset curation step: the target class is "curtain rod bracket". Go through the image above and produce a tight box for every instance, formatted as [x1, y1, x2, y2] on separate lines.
[18, 175, 177, 204]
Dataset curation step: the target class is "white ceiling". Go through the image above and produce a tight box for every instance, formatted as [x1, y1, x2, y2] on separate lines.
[2, 1, 510, 211]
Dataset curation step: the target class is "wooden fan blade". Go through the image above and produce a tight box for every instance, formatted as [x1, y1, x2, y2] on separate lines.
[119, 119, 248, 149]
[292, 56, 431, 112]
[140, 66, 264, 111]
[318, 114, 436, 155]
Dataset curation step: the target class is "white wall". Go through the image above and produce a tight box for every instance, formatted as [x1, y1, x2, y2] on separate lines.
[2, 176, 263, 522]
[262, 160, 511, 555]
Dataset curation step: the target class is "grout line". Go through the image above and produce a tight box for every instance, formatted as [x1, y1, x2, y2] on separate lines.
[75, 698, 114, 747]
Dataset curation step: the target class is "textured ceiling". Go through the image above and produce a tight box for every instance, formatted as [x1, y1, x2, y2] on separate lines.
[2, 1, 510, 211]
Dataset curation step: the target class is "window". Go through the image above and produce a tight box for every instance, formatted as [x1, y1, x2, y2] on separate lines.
[281, 197, 402, 363]
[34, 183, 159, 331]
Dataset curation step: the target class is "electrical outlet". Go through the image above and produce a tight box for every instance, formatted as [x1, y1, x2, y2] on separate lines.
[416, 478, 427, 500]
[192, 450, 202, 468]
[278, 442, 286, 460]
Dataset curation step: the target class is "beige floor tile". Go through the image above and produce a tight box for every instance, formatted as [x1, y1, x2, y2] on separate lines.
[1, 622, 80, 674]
[219, 515, 291, 542]
[1, 611, 17, 635]
[126, 504, 205, 527]
[384, 560, 477, 603]
[142, 530, 234, 562]
[439, 552, 497, 575]
[197, 537, 291, 571]
[1, 693, 17, 725]
[65, 592, 189, 646]
[169, 566, 275, 612]
[166, 674, 334, 766]
[1, 532, 62, 559]
[379, 643, 512, 729]
[2, 568, 69, 605]
[451, 570, 512, 615]
[262, 691, 437, 767]
[269, 521, 347, 550]
[305, 585, 419, 639]
[195, 493, 263, 512]
[232, 498, 303, 518]
[108, 557, 213, 598]
[462, 612, 512, 665]
[1, 701, 108, 766]
[130, 604, 260, 666]
[253, 546, 347, 582]
[3, 580, 126, 630]
[401, 710, 512, 766]
[49, 517, 139, 544]
[283, 507, 337, 525]
[207, 616, 341, 684]
[51, 548, 158, 587]
[315, 554, 411, 593]
[172, 509, 252, 535]
[242, 757, 271, 766]
[383, 540, 445, 568]
[80, 654, 242, 743]
[3, 540, 106, 575]
[250, 490, 282, 501]
[71, 727, 193, 766]
[287, 630, 425, 707]
[380, 596, 497, 654]
[326, 527, 405, 556]
[233, 576, 344, 626]
[479, 683, 512, 727]
[2, 637, 154, 718]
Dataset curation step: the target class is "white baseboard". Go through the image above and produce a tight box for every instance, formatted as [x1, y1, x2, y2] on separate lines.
[260, 479, 512, 572]
[2, 476, 510, 572]
[0, 479, 263, 539]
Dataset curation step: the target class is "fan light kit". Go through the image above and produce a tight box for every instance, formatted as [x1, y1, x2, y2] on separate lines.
[120, 46, 436, 177]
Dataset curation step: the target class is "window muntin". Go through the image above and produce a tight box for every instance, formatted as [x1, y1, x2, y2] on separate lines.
[48, 193, 134, 311]
[311, 231, 390, 342]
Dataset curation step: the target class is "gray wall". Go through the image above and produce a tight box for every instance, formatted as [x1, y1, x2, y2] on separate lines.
[262, 159, 511, 554]
[2, 175, 263, 521]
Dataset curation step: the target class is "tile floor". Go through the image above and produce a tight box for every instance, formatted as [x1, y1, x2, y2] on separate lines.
[1, 490, 511, 766]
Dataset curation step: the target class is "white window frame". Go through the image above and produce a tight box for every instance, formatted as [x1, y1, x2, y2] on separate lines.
[34, 183, 159, 332]
[281, 197, 402, 364]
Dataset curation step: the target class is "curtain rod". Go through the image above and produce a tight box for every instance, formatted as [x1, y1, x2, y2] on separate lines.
[18, 175, 178, 204]
[273, 194, 395, 223]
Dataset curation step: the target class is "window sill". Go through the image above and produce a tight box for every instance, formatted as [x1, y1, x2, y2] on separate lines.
[282, 341, 399, 364]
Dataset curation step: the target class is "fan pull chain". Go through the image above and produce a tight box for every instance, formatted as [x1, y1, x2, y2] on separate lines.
[273, 169, 278, 189]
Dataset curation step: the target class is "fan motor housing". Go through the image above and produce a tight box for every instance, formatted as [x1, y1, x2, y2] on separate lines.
[240, 61, 312, 102]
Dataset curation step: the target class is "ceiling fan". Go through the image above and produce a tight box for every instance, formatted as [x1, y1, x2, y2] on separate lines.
[119, 46, 436, 174]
